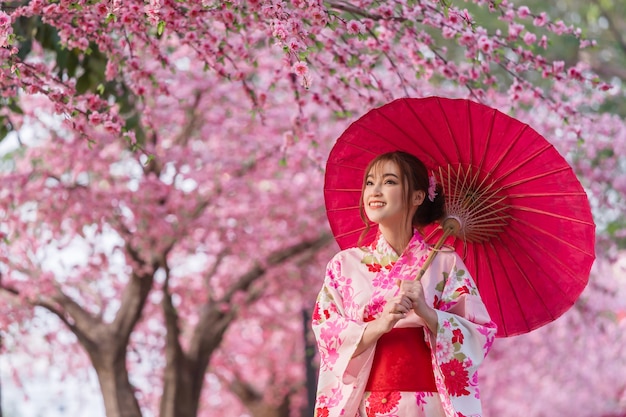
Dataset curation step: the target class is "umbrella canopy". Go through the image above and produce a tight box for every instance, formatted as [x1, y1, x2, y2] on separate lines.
[324, 96, 595, 337]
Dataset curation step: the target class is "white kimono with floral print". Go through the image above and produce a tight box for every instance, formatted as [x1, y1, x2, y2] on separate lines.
[312, 232, 497, 417]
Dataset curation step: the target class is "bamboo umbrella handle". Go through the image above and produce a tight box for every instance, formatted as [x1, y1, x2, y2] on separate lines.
[415, 217, 461, 281]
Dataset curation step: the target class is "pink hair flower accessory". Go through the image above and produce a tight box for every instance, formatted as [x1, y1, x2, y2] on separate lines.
[428, 174, 438, 202]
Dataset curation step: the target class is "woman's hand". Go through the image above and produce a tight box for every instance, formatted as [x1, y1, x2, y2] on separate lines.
[352, 295, 412, 358]
[399, 279, 438, 333]
[375, 294, 413, 333]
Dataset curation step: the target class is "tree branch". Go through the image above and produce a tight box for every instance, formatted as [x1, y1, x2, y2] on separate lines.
[326, 0, 405, 22]
[1, 272, 103, 353]
[161, 256, 183, 357]
[173, 232, 332, 411]
[110, 268, 156, 344]
[50, 291, 101, 332]
[0, 271, 98, 339]
[174, 90, 203, 146]
[225, 370, 295, 417]
[35, 295, 101, 352]
[192, 232, 332, 356]
[206, 248, 230, 303]
[0, 272, 18, 297]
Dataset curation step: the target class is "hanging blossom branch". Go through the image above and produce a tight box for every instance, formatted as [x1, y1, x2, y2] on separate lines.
[318, 1, 611, 105]
[0, 0, 615, 149]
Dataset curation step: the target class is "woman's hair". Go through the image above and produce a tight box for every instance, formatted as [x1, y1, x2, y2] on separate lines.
[358, 151, 445, 244]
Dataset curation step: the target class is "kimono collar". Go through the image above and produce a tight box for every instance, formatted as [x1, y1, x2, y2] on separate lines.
[377, 231, 429, 282]
[375, 229, 427, 258]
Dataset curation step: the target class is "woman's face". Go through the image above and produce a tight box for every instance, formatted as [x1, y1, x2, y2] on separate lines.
[362, 160, 409, 227]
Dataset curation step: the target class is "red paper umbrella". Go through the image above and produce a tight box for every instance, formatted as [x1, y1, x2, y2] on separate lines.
[324, 96, 595, 337]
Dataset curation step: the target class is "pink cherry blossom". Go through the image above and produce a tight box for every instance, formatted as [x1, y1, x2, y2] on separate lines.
[346, 20, 366, 35]
[522, 32, 536, 45]
[517, 6, 531, 18]
[533, 12, 548, 27]
[508, 22, 524, 39]
[0, 10, 12, 48]
[477, 35, 493, 52]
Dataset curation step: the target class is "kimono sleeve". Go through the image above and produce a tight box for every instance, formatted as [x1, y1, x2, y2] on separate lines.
[312, 255, 372, 385]
[426, 252, 497, 415]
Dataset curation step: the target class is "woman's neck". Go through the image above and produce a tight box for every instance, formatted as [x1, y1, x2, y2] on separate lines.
[379, 224, 414, 255]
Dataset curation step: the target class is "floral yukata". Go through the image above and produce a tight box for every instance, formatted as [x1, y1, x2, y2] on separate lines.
[312, 231, 497, 417]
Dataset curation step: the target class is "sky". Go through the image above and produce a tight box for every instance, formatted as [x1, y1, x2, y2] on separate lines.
[1, 353, 105, 417]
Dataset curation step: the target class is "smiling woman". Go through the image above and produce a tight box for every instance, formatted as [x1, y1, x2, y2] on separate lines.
[359, 153, 443, 255]
[362, 162, 411, 243]
[312, 150, 497, 417]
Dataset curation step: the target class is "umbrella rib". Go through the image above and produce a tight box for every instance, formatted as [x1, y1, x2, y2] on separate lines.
[466, 228, 507, 238]
[460, 165, 479, 199]
[505, 223, 590, 300]
[467, 196, 509, 216]
[350, 119, 438, 165]
[366, 105, 435, 158]
[508, 218, 595, 277]
[333, 225, 368, 239]
[465, 209, 510, 222]
[324, 188, 363, 192]
[326, 207, 362, 213]
[472, 242, 507, 333]
[507, 205, 596, 227]
[507, 191, 589, 198]
[333, 139, 381, 159]
[465, 211, 510, 225]
[492, 142, 554, 184]
[485, 239, 532, 336]
[440, 165, 456, 197]
[491, 236, 559, 332]
[463, 208, 510, 226]
[466, 218, 509, 227]
[480, 123, 530, 185]
[474, 105, 495, 174]
[399, 100, 450, 166]
[326, 161, 370, 171]
[459, 189, 507, 216]
[436, 97, 463, 164]
[454, 156, 483, 194]
[453, 161, 502, 199]
[499, 165, 574, 190]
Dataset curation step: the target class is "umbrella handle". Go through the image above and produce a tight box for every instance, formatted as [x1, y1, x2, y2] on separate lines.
[415, 217, 461, 281]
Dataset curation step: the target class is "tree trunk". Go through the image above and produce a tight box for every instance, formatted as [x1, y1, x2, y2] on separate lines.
[159, 333, 200, 417]
[159, 233, 332, 417]
[302, 309, 317, 417]
[247, 402, 291, 417]
[230, 379, 292, 417]
[159, 301, 236, 417]
[40, 266, 156, 417]
[92, 350, 143, 417]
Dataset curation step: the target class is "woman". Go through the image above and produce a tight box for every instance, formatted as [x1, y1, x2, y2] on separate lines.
[312, 151, 497, 417]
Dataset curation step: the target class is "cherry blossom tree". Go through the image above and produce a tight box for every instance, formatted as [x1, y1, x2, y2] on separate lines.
[0, 88, 333, 417]
[0, 1, 625, 417]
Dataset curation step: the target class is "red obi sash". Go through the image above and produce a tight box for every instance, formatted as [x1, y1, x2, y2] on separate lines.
[365, 327, 437, 392]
